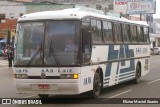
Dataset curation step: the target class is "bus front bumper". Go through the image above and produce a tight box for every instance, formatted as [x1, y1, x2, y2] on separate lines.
[14, 79, 81, 95]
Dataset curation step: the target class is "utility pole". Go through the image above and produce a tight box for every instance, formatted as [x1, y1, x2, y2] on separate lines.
[7, 29, 10, 45]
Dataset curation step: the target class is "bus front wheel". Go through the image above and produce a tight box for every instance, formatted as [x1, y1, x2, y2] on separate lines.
[89, 72, 102, 98]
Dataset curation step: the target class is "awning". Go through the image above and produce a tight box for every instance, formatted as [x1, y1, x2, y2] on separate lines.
[0, 38, 12, 43]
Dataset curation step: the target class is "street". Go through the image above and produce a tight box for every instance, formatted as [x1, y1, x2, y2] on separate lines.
[0, 55, 160, 107]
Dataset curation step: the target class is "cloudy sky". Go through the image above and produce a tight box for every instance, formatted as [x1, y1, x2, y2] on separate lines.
[153, 0, 160, 18]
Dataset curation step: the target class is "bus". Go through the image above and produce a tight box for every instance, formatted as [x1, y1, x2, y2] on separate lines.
[13, 9, 150, 98]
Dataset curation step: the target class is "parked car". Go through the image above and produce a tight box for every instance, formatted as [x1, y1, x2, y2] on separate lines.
[154, 47, 160, 55]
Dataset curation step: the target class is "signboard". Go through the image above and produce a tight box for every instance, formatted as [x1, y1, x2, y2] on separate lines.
[114, 0, 156, 14]
[115, 0, 127, 5]
[127, 0, 156, 14]
[114, 0, 128, 14]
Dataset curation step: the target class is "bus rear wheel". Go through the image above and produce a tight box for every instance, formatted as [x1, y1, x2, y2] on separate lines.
[89, 72, 102, 98]
[38, 94, 49, 98]
[133, 65, 141, 84]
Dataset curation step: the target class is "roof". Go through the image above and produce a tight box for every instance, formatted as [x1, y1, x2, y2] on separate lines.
[18, 8, 148, 26]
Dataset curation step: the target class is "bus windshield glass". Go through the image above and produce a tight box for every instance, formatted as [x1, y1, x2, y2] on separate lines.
[14, 21, 79, 66]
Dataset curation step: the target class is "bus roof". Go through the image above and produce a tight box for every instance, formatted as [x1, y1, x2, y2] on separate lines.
[18, 8, 148, 26]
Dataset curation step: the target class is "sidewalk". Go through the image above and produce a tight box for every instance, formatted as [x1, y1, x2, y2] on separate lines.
[0, 58, 8, 67]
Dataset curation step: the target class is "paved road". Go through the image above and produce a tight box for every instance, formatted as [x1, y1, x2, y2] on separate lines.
[0, 56, 160, 107]
[0, 59, 8, 67]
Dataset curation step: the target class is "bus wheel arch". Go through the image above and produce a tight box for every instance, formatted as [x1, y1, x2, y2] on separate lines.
[89, 68, 103, 98]
[133, 61, 141, 84]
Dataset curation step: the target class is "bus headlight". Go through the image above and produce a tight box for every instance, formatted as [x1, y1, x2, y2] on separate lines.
[60, 74, 78, 79]
[14, 74, 28, 79]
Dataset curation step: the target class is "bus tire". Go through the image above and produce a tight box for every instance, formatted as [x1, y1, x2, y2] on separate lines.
[89, 72, 102, 98]
[38, 94, 49, 98]
[133, 64, 141, 84]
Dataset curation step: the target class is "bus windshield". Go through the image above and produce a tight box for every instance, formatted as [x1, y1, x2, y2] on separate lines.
[14, 21, 80, 66]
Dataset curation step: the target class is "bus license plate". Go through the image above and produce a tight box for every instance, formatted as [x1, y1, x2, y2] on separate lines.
[38, 84, 50, 89]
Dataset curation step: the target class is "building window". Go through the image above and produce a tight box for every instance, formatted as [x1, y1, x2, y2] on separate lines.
[96, 5, 102, 10]
[108, 4, 113, 10]
[0, 14, 5, 23]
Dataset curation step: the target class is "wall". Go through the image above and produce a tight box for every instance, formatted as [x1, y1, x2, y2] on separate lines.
[0, 1, 25, 39]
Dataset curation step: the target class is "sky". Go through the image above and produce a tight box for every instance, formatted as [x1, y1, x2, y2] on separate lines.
[153, 0, 160, 18]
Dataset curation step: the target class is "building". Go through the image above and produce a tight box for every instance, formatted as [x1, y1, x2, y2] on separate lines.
[0, 0, 156, 48]
[30, 0, 114, 14]
[0, 0, 114, 40]
[0, 1, 74, 40]
[0, 1, 25, 40]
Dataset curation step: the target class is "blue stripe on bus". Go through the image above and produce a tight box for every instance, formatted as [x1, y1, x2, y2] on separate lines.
[105, 45, 135, 77]
[124, 45, 129, 58]
[105, 45, 119, 77]
[119, 74, 135, 80]
[108, 45, 119, 60]
[126, 45, 134, 58]
[120, 59, 135, 74]
[119, 45, 125, 66]
[120, 45, 135, 74]
[105, 63, 112, 77]
[119, 72, 135, 77]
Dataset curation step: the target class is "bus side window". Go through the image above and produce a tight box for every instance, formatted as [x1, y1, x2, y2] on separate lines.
[130, 25, 138, 43]
[113, 23, 122, 43]
[91, 19, 103, 44]
[82, 21, 91, 63]
[122, 24, 130, 43]
[103, 21, 113, 43]
[137, 26, 144, 43]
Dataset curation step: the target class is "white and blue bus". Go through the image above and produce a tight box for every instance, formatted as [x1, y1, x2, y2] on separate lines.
[13, 9, 150, 98]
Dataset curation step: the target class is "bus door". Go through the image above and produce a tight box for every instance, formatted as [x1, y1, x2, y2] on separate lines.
[81, 20, 91, 64]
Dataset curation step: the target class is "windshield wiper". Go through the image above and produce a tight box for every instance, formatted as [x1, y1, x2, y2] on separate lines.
[48, 40, 59, 65]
